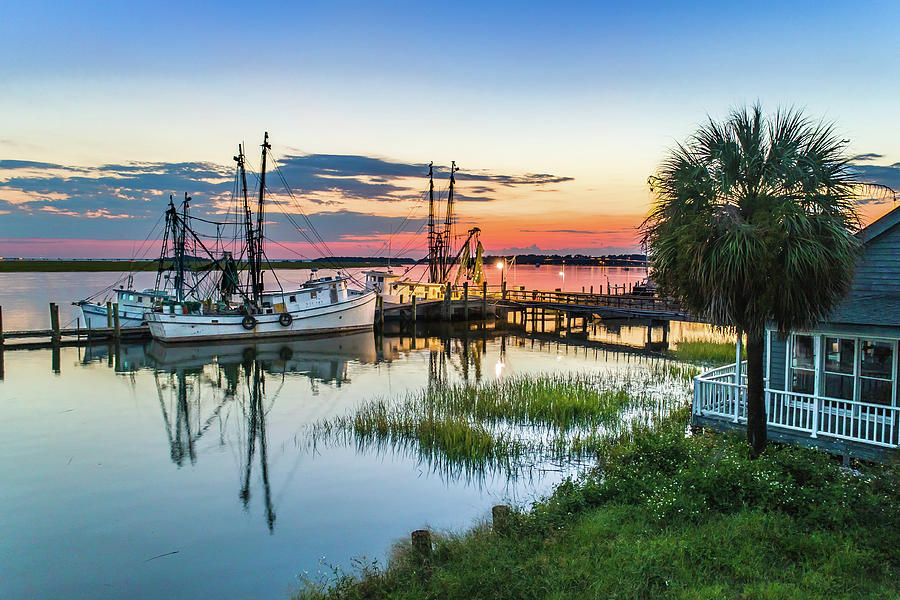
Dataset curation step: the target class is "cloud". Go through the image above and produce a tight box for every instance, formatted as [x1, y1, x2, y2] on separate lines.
[850, 153, 884, 162]
[848, 156, 900, 205]
[0, 153, 573, 257]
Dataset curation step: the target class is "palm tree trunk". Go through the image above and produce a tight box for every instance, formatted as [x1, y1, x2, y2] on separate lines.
[745, 331, 767, 457]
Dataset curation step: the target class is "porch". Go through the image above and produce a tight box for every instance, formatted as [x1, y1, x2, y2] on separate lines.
[692, 362, 899, 461]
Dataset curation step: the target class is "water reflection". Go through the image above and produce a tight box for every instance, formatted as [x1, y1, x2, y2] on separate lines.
[142, 333, 378, 532]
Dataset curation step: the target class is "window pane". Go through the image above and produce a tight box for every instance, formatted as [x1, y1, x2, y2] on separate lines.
[860, 340, 893, 379]
[792, 335, 815, 370]
[792, 369, 815, 394]
[824, 338, 854, 374]
[824, 373, 853, 400]
[860, 377, 893, 405]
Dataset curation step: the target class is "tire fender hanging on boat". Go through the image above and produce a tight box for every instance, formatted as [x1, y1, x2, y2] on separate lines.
[279, 312, 293, 327]
[242, 315, 257, 330]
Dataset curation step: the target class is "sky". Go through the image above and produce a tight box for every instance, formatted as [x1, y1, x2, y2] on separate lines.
[1, 1, 898, 259]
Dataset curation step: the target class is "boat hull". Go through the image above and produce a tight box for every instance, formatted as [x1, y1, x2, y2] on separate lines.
[146, 292, 376, 342]
[79, 303, 146, 329]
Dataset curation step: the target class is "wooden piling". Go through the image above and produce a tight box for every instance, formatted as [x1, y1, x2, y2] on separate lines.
[112, 303, 121, 339]
[463, 281, 469, 320]
[411, 529, 432, 560]
[49, 303, 60, 344]
[377, 296, 384, 328]
[501, 280, 507, 300]
[482, 281, 487, 322]
[442, 282, 452, 320]
[0, 306, 4, 347]
[411, 294, 417, 324]
[106, 301, 113, 328]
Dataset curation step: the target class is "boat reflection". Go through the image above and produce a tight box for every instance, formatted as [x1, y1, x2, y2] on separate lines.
[147, 331, 377, 532]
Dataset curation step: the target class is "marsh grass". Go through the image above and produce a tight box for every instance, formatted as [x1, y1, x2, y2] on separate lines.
[673, 339, 744, 366]
[296, 409, 900, 600]
[310, 365, 698, 481]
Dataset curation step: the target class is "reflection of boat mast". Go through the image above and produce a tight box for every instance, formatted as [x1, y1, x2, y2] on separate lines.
[240, 359, 275, 532]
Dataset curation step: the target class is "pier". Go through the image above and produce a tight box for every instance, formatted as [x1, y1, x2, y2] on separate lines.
[0, 304, 150, 350]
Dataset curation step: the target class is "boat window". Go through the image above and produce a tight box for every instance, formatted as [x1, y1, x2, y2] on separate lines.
[311, 291, 317, 299]
[290, 295, 296, 302]
[262, 301, 272, 308]
[790, 334, 815, 394]
[137, 296, 143, 303]
[823, 337, 854, 400]
[330, 285, 338, 303]
[128, 295, 135, 301]
[859, 340, 895, 405]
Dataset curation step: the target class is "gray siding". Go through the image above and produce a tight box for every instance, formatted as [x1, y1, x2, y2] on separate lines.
[850, 226, 900, 295]
[768, 335, 787, 391]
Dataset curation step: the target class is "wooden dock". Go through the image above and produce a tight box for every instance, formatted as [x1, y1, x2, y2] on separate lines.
[0, 304, 151, 350]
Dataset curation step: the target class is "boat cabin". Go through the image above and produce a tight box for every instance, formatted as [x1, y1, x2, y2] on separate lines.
[692, 205, 900, 460]
[258, 276, 352, 315]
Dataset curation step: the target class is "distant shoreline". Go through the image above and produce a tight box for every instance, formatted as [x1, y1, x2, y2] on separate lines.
[0, 260, 405, 273]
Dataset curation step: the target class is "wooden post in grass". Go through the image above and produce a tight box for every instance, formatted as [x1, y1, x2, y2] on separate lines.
[411, 529, 432, 560]
[49, 302, 60, 345]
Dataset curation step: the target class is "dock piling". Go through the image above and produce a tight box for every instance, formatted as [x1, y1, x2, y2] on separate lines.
[106, 301, 113, 328]
[49, 303, 60, 345]
[481, 281, 487, 323]
[411, 529, 432, 560]
[112, 303, 120, 339]
[463, 282, 469, 320]
[0, 306, 4, 347]
[411, 295, 417, 325]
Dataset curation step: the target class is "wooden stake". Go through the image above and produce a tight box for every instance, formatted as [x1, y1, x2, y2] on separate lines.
[411, 529, 432, 560]
[49, 303, 60, 345]
[106, 301, 113, 328]
[112, 303, 121, 339]
[463, 281, 469, 320]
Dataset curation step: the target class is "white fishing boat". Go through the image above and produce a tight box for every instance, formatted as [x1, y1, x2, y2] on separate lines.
[145, 133, 376, 343]
[75, 279, 174, 329]
[147, 275, 375, 342]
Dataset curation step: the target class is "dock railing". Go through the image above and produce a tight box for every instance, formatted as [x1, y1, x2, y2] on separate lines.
[693, 363, 899, 448]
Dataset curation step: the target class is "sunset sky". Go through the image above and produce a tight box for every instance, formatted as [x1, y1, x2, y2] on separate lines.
[1, 1, 898, 258]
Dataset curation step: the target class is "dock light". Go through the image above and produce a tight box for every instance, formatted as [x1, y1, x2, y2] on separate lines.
[495, 261, 504, 270]
[558, 270, 565, 277]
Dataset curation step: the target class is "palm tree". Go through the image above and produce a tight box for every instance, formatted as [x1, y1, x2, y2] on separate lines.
[642, 105, 867, 457]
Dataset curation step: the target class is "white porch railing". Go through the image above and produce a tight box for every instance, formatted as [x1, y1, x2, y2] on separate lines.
[693, 363, 899, 448]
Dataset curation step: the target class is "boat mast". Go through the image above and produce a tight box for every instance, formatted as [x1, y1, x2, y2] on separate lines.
[427, 162, 437, 283]
[442, 161, 458, 281]
[235, 144, 257, 307]
[254, 132, 271, 304]
[177, 193, 191, 302]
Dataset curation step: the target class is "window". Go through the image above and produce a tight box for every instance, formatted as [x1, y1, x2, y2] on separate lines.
[823, 337, 854, 400]
[859, 340, 894, 405]
[311, 291, 317, 299]
[262, 301, 272, 308]
[791, 334, 816, 394]
[128, 294, 135, 301]
[289, 295, 296, 302]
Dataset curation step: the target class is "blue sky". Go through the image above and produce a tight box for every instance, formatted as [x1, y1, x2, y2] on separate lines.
[1, 1, 898, 257]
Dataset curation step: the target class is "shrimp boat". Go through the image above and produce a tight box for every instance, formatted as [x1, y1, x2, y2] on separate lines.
[146, 133, 376, 342]
[75, 279, 173, 329]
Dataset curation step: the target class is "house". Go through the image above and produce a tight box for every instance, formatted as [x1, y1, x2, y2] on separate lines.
[692, 204, 900, 460]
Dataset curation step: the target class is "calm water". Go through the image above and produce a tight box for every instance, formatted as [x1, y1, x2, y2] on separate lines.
[0, 269, 718, 600]
[0, 265, 648, 331]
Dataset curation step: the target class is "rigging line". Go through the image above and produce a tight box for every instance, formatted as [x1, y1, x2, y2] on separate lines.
[263, 235, 311, 260]
[267, 152, 339, 258]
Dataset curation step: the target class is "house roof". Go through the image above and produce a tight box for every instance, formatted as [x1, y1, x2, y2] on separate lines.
[858, 203, 900, 245]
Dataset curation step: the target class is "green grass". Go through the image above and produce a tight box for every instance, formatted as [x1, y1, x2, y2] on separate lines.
[310, 368, 697, 480]
[673, 339, 745, 366]
[0, 259, 396, 272]
[296, 409, 900, 599]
